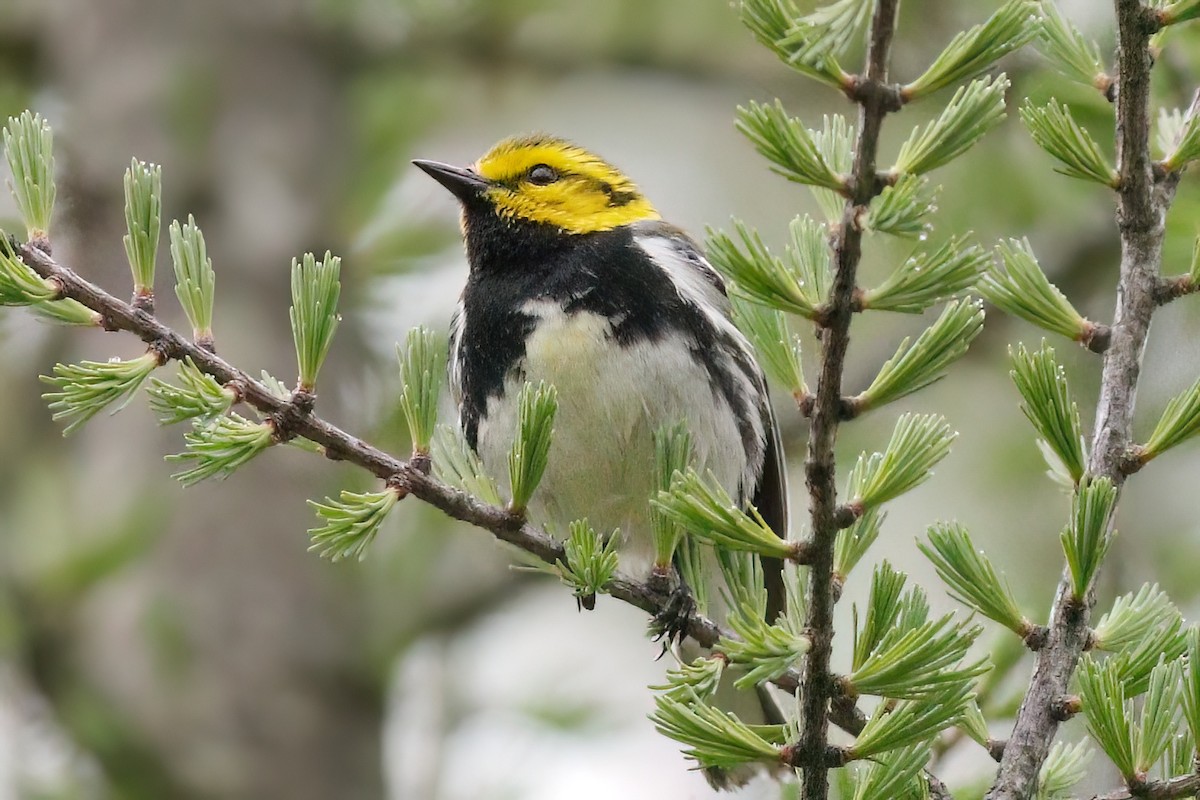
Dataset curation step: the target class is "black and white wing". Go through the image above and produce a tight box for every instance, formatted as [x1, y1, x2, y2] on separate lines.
[753, 408, 789, 622]
[630, 219, 790, 620]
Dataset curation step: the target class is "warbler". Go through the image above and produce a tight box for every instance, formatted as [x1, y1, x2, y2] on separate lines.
[415, 136, 788, 788]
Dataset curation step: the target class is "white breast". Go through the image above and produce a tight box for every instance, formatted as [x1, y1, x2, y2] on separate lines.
[473, 300, 747, 579]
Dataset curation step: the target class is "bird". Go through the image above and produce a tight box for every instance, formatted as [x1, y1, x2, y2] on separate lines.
[414, 135, 789, 789]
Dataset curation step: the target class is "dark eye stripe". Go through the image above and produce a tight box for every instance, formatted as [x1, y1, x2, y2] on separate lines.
[503, 167, 640, 207]
[597, 180, 637, 207]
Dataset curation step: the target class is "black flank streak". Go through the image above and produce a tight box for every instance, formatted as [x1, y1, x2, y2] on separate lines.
[458, 301, 536, 449]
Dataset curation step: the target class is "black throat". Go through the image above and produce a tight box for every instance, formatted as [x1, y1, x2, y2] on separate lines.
[451, 207, 766, 497]
[453, 210, 686, 447]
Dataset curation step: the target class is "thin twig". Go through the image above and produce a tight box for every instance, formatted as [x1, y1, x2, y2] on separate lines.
[926, 772, 955, 800]
[1153, 274, 1198, 304]
[985, 2, 1175, 798]
[1091, 773, 1200, 800]
[796, 3, 902, 799]
[19, 244, 745, 644]
[829, 693, 867, 735]
[19, 241, 849, 709]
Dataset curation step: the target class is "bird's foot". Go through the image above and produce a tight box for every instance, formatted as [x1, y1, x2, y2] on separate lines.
[649, 582, 696, 656]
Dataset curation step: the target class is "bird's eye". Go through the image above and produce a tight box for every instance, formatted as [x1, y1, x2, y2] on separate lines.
[527, 164, 559, 185]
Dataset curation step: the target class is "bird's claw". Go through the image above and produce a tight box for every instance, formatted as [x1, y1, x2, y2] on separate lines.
[649, 584, 695, 657]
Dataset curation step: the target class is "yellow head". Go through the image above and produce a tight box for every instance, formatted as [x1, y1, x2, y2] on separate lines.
[416, 135, 660, 234]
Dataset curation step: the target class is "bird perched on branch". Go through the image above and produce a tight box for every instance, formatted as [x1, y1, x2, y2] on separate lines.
[415, 135, 788, 789]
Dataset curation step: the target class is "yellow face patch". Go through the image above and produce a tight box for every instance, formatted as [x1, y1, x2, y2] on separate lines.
[475, 135, 660, 234]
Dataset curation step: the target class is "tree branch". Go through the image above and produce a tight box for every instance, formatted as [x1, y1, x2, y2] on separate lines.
[19, 243, 754, 645]
[18, 240, 857, 713]
[985, 2, 1174, 798]
[1152, 274, 1198, 305]
[796, 3, 901, 799]
[1092, 773, 1200, 800]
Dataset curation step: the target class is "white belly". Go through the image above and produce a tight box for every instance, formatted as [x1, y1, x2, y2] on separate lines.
[474, 301, 747, 580]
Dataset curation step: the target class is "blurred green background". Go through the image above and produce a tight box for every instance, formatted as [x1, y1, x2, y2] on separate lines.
[2, 0, 1200, 798]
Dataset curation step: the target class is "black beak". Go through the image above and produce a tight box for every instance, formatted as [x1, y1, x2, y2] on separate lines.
[413, 159, 489, 202]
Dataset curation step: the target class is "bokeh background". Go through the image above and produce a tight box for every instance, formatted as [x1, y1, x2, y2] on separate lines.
[2, 0, 1200, 798]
